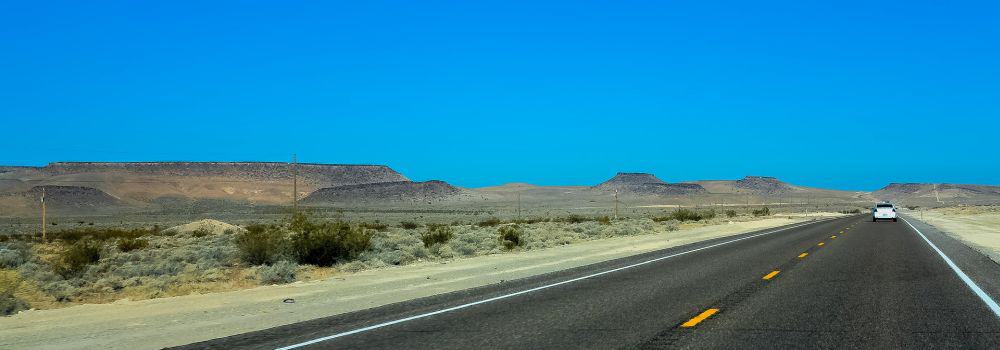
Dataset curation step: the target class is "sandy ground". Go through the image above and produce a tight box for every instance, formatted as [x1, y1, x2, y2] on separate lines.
[907, 207, 1000, 263]
[0, 216, 835, 350]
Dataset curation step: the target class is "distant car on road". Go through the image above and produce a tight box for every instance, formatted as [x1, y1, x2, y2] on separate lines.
[872, 202, 897, 222]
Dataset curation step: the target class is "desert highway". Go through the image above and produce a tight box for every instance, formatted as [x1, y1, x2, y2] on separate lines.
[176, 215, 1000, 349]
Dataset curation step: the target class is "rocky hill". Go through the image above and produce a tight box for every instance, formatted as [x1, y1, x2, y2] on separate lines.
[0, 162, 410, 206]
[40, 162, 407, 185]
[301, 180, 465, 203]
[593, 172, 707, 195]
[733, 176, 795, 195]
[873, 183, 1000, 205]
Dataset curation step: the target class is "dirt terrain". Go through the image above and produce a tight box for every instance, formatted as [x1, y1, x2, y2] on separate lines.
[0, 215, 834, 350]
[907, 206, 1000, 263]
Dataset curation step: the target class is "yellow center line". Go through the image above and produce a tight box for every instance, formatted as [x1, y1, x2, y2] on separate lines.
[831, 235, 837, 239]
[681, 308, 720, 328]
[817, 242, 825, 246]
[762, 270, 780, 280]
[798, 252, 808, 258]
[839, 231, 844, 234]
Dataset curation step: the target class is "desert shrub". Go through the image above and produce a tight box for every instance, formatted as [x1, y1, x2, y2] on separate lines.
[421, 224, 454, 247]
[752, 207, 771, 217]
[399, 221, 420, 229]
[258, 260, 297, 284]
[290, 221, 371, 266]
[564, 215, 588, 224]
[498, 225, 524, 250]
[597, 216, 612, 225]
[839, 208, 862, 214]
[477, 218, 503, 227]
[56, 239, 103, 277]
[190, 228, 212, 238]
[116, 237, 148, 252]
[46, 227, 153, 242]
[0, 270, 29, 316]
[725, 210, 738, 218]
[234, 224, 288, 265]
[0, 242, 29, 268]
[672, 208, 703, 221]
[359, 222, 389, 231]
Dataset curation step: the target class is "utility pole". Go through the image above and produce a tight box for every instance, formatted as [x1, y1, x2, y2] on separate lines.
[292, 153, 298, 214]
[516, 191, 521, 222]
[41, 187, 46, 242]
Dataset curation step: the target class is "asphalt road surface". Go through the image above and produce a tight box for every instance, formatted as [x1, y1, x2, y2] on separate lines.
[176, 215, 1000, 349]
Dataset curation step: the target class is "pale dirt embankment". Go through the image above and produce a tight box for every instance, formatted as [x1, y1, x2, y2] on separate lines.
[907, 206, 1000, 263]
[0, 215, 838, 350]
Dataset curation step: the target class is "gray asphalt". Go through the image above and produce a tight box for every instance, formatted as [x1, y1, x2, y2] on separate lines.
[173, 215, 1000, 349]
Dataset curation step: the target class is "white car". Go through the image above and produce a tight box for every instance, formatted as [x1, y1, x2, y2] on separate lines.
[872, 202, 897, 222]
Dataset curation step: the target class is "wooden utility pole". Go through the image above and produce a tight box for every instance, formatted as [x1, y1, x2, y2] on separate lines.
[41, 187, 46, 242]
[516, 191, 521, 222]
[292, 154, 298, 213]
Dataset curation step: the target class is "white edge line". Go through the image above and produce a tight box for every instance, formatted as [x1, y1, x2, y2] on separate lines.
[275, 217, 840, 350]
[902, 217, 1000, 318]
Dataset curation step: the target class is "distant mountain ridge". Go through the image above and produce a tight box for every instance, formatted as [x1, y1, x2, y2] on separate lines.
[874, 183, 1000, 204]
[594, 172, 707, 195]
[302, 180, 465, 203]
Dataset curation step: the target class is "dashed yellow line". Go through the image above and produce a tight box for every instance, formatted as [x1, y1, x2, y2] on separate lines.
[817, 242, 825, 246]
[839, 231, 844, 234]
[831, 235, 837, 239]
[798, 252, 808, 258]
[762, 270, 780, 280]
[681, 308, 720, 327]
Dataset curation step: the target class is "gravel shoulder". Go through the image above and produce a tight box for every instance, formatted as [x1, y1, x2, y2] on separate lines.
[0, 216, 834, 350]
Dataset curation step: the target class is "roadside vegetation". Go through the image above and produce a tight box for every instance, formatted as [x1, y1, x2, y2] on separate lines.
[0, 209, 781, 315]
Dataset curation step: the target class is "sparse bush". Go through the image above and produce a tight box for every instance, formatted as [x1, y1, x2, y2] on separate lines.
[57, 239, 102, 277]
[654, 208, 712, 222]
[258, 260, 297, 284]
[421, 224, 454, 247]
[498, 225, 524, 250]
[477, 218, 503, 227]
[399, 221, 420, 229]
[672, 208, 702, 221]
[752, 207, 771, 217]
[725, 210, 738, 218]
[46, 227, 153, 242]
[839, 208, 862, 214]
[701, 209, 717, 220]
[0, 270, 29, 316]
[597, 216, 612, 225]
[290, 221, 372, 266]
[565, 215, 588, 224]
[0, 242, 29, 268]
[190, 228, 212, 238]
[116, 237, 148, 252]
[359, 222, 389, 231]
[235, 224, 288, 265]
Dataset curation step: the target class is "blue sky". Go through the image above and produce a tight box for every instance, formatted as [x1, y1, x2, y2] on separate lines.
[1, 1, 998, 190]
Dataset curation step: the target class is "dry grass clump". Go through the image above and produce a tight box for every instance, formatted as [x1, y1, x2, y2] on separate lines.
[116, 237, 148, 252]
[0, 270, 29, 315]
